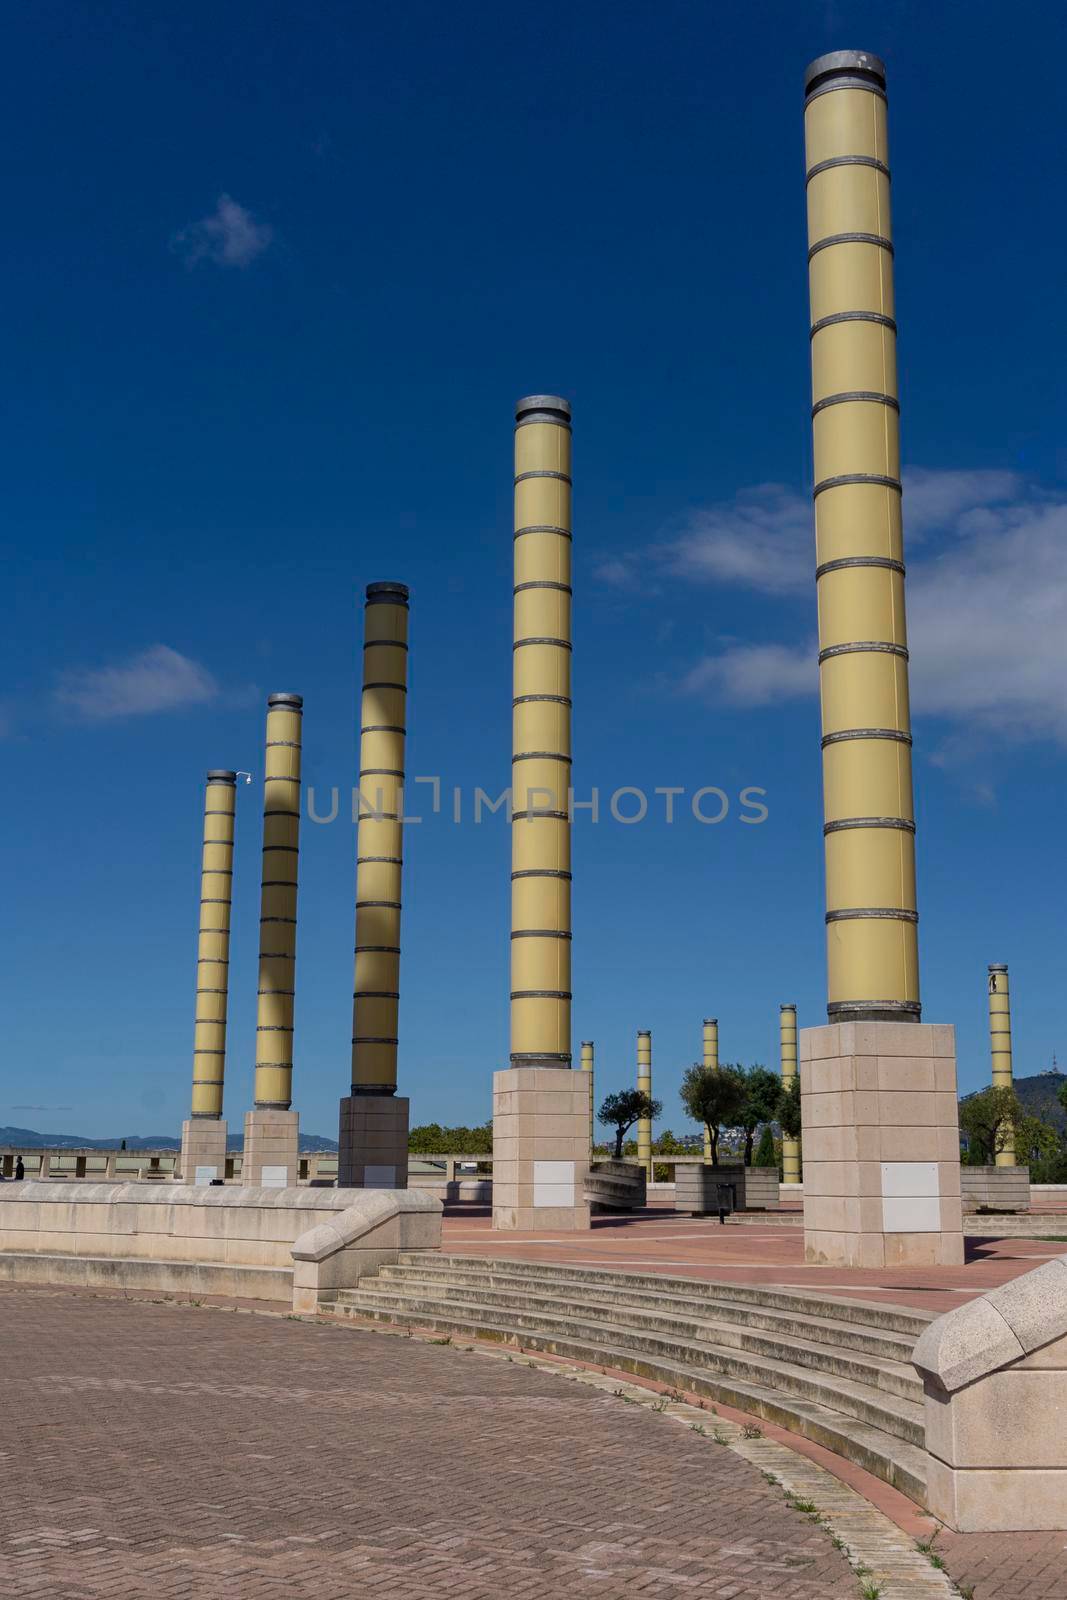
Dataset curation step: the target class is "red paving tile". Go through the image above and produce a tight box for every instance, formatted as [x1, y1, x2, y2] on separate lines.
[441, 1206, 1065, 1314]
[0, 1283, 861, 1599]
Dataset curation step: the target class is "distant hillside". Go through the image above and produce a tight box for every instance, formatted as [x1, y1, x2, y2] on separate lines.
[1015, 1071, 1067, 1134]
[0, 1125, 339, 1152]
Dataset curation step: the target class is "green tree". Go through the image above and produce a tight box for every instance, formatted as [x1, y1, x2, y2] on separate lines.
[1059, 1078, 1067, 1120]
[753, 1124, 777, 1167]
[958, 1086, 1022, 1164]
[1012, 1114, 1061, 1173]
[598, 1090, 661, 1159]
[679, 1064, 746, 1165]
[733, 1063, 783, 1166]
[408, 1122, 493, 1155]
[778, 1077, 802, 1141]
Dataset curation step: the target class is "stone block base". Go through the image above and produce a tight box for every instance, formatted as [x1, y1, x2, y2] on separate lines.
[242, 1108, 299, 1188]
[492, 1068, 591, 1231]
[338, 1095, 409, 1189]
[800, 1021, 965, 1269]
[179, 1118, 227, 1184]
[962, 1164, 1031, 1214]
[675, 1164, 746, 1214]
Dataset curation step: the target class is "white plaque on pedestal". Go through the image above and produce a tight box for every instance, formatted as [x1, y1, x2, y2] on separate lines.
[193, 1165, 218, 1186]
[533, 1160, 575, 1207]
[260, 1165, 288, 1188]
[364, 1164, 396, 1189]
[881, 1161, 940, 1232]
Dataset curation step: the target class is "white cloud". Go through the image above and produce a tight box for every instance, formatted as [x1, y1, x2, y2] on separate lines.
[682, 642, 816, 706]
[660, 483, 812, 594]
[648, 471, 1067, 745]
[54, 645, 220, 722]
[173, 194, 273, 268]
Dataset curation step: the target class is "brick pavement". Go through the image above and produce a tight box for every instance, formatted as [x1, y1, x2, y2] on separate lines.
[2, 1282, 860, 1599]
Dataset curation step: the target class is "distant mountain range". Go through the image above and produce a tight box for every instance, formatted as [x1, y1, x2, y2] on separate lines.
[4, 1071, 1064, 1152]
[0, 1126, 339, 1152]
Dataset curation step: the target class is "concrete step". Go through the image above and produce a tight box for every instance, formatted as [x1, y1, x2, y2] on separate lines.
[361, 1273, 921, 1399]
[333, 1286, 924, 1443]
[393, 1253, 934, 1338]
[326, 1291, 928, 1505]
[376, 1261, 920, 1364]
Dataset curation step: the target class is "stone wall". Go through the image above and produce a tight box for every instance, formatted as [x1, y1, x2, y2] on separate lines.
[0, 1182, 441, 1311]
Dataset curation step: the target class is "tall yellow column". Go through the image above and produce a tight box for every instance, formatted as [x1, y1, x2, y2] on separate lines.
[637, 1030, 652, 1178]
[800, 52, 963, 1270]
[339, 582, 411, 1188]
[780, 1004, 800, 1183]
[702, 1018, 718, 1161]
[988, 964, 1015, 1167]
[581, 1040, 595, 1158]
[493, 394, 589, 1231]
[510, 394, 572, 1068]
[180, 770, 236, 1183]
[244, 693, 302, 1186]
[806, 50, 919, 1025]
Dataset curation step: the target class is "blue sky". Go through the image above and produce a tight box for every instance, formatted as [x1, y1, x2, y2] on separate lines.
[5, 0, 1066, 1140]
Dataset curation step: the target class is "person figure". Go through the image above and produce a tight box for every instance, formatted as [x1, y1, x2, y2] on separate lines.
[14, 1156, 25, 1181]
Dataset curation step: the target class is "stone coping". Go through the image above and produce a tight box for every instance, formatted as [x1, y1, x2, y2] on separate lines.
[292, 1192, 441, 1262]
[0, 1181, 437, 1212]
[913, 1251, 1067, 1392]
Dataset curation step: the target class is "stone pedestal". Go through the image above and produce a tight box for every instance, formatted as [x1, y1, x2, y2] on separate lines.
[338, 1095, 409, 1189]
[800, 1021, 964, 1268]
[242, 1108, 299, 1188]
[492, 1067, 590, 1231]
[180, 1118, 228, 1184]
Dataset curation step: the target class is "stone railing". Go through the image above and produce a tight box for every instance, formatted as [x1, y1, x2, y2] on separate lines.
[0, 1182, 441, 1310]
[913, 1250, 1067, 1530]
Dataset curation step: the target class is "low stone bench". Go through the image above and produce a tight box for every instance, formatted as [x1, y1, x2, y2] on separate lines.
[0, 1182, 442, 1312]
[913, 1249, 1067, 1530]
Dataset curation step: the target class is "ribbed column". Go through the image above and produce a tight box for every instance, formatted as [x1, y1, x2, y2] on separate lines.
[988, 964, 1015, 1167]
[191, 771, 236, 1118]
[702, 1018, 718, 1160]
[637, 1030, 652, 1176]
[581, 1040, 594, 1157]
[805, 51, 920, 1024]
[253, 693, 302, 1109]
[780, 1004, 800, 1183]
[510, 394, 572, 1069]
[352, 582, 410, 1094]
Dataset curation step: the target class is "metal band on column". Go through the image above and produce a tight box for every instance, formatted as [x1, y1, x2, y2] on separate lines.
[988, 964, 1015, 1166]
[510, 395, 573, 1068]
[352, 583, 410, 1095]
[702, 1018, 718, 1160]
[780, 1004, 800, 1183]
[191, 771, 237, 1118]
[253, 694, 302, 1109]
[637, 1030, 652, 1177]
[804, 51, 920, 1024]
[581, 1040, 594, 1157]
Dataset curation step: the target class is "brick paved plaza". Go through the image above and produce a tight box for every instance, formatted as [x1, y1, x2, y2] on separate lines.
[4, 1274, 1066, 1597]
[3, 1282, 861, 1599]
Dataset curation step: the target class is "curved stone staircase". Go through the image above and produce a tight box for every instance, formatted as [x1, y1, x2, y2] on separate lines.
[323, 1254, 935, 1506]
